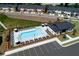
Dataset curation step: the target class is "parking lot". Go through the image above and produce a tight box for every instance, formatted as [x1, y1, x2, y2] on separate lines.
[8, 41, 79, 56]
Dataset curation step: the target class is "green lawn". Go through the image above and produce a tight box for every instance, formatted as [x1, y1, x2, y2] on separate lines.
[0, 14, 42, 31]
[71, 20, 79, 31]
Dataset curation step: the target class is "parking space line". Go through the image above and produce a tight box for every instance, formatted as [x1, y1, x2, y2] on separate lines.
[47, 43, 56, 50]
[43, 45, 50, 54]
[28, 49, 31, 56]
[24, 50, 30, 56]
[22, 51, 25, 56]
[16, 53, 18, 56]
[51, 42, 62, 49]
[33, 48, 38, 56]
[39, 46, 44, 55]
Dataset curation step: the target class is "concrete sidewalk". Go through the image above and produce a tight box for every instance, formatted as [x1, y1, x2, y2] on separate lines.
[0, 21, 7, 30]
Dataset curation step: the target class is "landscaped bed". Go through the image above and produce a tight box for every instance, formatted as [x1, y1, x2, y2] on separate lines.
[57, 34, 69, 42]
[67, 32, 77, 38]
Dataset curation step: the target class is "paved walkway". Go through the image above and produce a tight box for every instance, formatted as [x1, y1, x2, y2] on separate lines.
[0, 21, 7, 30]
[66, 34, 72, 39]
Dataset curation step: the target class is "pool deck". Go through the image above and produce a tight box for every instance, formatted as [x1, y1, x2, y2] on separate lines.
[13, 26, 49, 46]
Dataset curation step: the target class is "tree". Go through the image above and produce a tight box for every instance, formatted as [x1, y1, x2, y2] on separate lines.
[15, 3, 23, 11]
[32, 3, 42, 5]
[0, 36, 2, 46]
[73, 29, 77, 35]
[44, 5, 48, 13]
[56, 18, 61, 22]
[63, 34, 66, 38]
[74, 3, 79, 8]
[58, 3, 64, 7]
[64, 3, 69, 7]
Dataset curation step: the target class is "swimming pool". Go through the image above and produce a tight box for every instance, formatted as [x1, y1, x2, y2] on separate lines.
[13, 26, 49, 46]
[19, 28, 48, 42]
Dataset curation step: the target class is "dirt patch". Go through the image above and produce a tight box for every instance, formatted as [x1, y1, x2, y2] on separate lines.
[7, 15, 57, 23]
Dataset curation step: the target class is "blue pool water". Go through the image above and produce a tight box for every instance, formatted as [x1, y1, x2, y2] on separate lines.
[19, 27, 48, 42]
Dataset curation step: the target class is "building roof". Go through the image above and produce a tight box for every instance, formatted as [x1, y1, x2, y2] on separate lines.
[48, 22, 74, 32]
[0, 3, 79, 13]
[18, 5, 45, 9]
[0, 4, 45, 10]
[0, 3, 16, 8]
[48, 6, 79, 13]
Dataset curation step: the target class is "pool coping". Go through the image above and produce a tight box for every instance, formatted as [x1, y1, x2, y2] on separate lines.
[13, 26, 49, 46]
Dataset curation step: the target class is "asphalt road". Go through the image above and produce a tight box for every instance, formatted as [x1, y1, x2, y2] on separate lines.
[8, 41, 79, 56]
